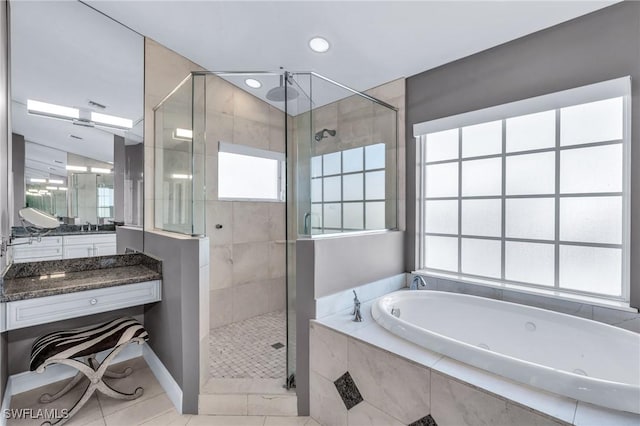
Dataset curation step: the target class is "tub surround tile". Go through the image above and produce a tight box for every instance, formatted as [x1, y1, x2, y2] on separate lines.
[310, 371, 348, 426]
[431, 372, 565, 426]
[408, 414, 438, 426]
[573, 402, 640, 426]
[348, 401, 404, 426]
[334, 371, 364, 410]
[348, 338, 430, 424]
[309, 322, 348, 381]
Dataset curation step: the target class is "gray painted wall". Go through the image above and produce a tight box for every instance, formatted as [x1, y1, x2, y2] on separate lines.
[142, 230, 203, 414]
[113, 135, 125, 223]
[405, 2, 640, 308]
[11, 133, 23, 224]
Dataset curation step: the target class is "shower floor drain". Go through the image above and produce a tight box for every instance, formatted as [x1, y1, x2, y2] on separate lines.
[271, 342, 284, 349]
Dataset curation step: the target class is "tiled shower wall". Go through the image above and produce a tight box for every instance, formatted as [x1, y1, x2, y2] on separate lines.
[309, 322, 565, 426]
[206, 75, 288, 328]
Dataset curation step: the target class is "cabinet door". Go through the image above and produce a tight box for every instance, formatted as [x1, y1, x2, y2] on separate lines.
[63, 244, 94, 259]
[93, 243, 117, 257]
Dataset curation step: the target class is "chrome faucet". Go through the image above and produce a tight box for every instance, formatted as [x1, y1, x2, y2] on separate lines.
[352, 290, 363, 322]
[410, 275, 427, 290]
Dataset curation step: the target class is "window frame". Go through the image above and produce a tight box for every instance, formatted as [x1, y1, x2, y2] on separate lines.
[414, 77, 632, 303]
[217, 141, 285, 202]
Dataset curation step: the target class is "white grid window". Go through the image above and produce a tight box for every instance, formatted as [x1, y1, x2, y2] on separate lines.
[310, 143, 386, 233]
[416, 77, 630, 302]
[97, 187, 114, 218]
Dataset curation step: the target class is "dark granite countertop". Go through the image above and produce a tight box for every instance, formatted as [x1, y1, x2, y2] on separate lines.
[1, 253, 162, 302]
[11, 224, 117, 238]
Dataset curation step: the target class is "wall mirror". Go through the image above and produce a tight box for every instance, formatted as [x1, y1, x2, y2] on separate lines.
[10, 1, 144, 242]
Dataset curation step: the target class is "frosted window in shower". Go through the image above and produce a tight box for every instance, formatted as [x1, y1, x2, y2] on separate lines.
[505, 198, 555, 240]
[461, 199, 501, 237]
[559, 245, 621, 296]
[365, 171, 385, 200]
[561, 97, 623, 146]
[505, 241, 554, 286]
[343, 173, 363, 201]
[323, 152, 341, 175]
[462, 120, 502, 158]
[323, 203, 341, 228]
[218, 144, 283, 201]
[560, 144, 622, 194]
[461, 158, 501, 196]
[343, 203, 363, 229]
[365, 143, 385, 170]
[506, 152, 555, 195]
[425, 200, 458, 234]
[365, 202, 385, 230]
[426, 128, 458, 162]
[311, 156, 322, 178]
[323, 176, 341, 202]
[506, 110, 556, 152]
[425, 236, 458, 272]
[461, 238, 501, 278]
[343, 147, 363, 173]
[425, 163, 458, 198]
[560, 196, 622, 244]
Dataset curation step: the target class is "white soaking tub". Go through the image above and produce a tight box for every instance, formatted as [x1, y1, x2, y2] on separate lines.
[372, 290, 640, 414]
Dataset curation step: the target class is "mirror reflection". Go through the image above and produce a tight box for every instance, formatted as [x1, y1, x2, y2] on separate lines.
[9, 0, 144, 260]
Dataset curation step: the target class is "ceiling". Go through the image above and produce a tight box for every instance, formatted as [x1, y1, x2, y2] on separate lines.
[87, 0, 617, 100]
[11, 1, 618, 179]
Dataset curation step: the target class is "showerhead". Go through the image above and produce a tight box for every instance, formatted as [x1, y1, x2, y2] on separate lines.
[314, 128, 337, 142]
[266, 74, 299, 102]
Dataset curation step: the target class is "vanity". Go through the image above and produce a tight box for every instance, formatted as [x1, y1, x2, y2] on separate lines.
[0, 252, 162, 331]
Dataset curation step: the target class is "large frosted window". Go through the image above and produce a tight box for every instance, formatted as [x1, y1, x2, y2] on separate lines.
[417, 77, 629, 302]
[310, 143, 387, 233]
[218, 143, 284, 201]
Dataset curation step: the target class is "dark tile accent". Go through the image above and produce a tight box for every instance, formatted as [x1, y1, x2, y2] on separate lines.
[409, 414, 438, 426]
[333, 372, 363, 410]
[271, 342, 284, 349]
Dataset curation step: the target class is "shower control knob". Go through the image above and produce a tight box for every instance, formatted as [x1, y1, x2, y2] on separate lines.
[215, 224, 223, 229]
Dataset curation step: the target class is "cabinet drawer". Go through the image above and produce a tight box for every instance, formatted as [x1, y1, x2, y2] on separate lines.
[13, 246, 63, 262]
[5, 280, 161, 330]
[63, 233, 116, 246]
[13, 236, 63, 247]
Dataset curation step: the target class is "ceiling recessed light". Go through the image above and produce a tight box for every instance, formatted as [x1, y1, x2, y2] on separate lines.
[309, 36, 330, 53]
[245, 78, 262, 89]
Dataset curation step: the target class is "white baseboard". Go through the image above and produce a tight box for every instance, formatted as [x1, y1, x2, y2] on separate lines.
[142, 344, 182, 414]
[0, 342, 183, 419]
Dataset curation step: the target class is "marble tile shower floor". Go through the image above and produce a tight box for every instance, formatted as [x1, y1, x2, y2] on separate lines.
[209, 310, 287, 380]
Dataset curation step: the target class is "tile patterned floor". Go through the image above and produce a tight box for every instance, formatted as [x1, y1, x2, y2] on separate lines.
[209, 310, 287, 379]
[8, 357, 318, 426]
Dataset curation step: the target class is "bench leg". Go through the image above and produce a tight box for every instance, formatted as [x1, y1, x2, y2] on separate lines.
[88, 356, 134, 379]
[39, 370, 85, 403]
[38, 339, 145, 426]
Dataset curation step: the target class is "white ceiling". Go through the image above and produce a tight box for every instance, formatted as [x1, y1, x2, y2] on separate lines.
[88, 0, 617, 99]
[11, 0, 618, 177]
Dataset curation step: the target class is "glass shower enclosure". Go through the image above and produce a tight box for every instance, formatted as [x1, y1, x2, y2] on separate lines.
[153, 70, 398, 390]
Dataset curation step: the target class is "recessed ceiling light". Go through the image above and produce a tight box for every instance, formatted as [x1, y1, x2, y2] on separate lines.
[245, 78, 262, 89]
[309, 37, 330, 53]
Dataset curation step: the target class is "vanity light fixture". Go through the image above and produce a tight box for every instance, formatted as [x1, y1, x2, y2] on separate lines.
[66, 165, 88, 172]
[173, 128, 193, 141]
[48, 179, 64, 184]
[90, 112, 133, 130]
[58, 187, 68, 191]
[245, 78, 262, 89]
[27, 99, 79, 120]
[171, 174, 192, 179]
[46, 186, 58, 190]
[309, 36, 330, 53]
[91, 167, 111, 174]
[30, 178, 46, 183]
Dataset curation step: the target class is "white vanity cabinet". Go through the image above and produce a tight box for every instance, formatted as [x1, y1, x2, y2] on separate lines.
[12, 236, 63, 262]
[63, 234, 117, 259]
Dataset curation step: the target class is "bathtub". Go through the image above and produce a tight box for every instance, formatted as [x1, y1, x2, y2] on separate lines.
[372, 290, 640, 414]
